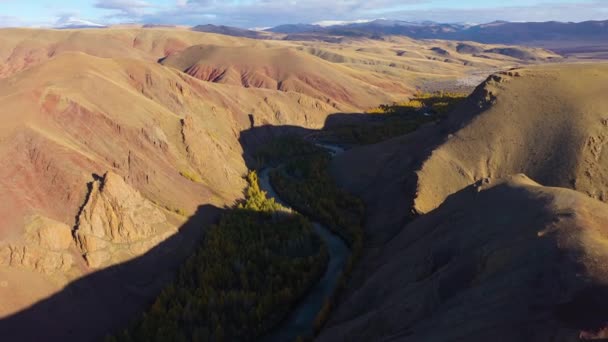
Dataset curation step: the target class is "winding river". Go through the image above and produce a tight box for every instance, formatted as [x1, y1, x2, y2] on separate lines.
[260, 144, 350, 342]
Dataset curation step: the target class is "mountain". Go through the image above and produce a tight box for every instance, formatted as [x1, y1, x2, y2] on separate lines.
[267, 19, 608, 44]
[192, 24, 271, 39]
[184, 20, 608, 59]
[267, 23, 322, 33]
[0, 26, 556, 340]
[160, 44, 404, 110]
[324, 63, 608, 340]
[262, 19, 608, 58]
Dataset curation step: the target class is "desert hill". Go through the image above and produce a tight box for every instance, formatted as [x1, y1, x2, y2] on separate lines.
[0, 28, 248, 79]
[415, 63, 608, 214]
[0, 26, 575, 340]
[320, 174, 608, 341]
[0, 48, 354, 323]
[160, 45, 405, 109]
[326, 62, 608, 340]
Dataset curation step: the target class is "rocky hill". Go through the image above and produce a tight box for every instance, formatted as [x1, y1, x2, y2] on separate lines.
[326, 63, 608, 341]
[0, 26, 573, 340]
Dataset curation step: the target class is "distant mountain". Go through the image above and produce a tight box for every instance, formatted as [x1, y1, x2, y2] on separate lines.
[192, 24, 268, 39]
[142, 24, 177, 28]
[267, 23, 322, 33]
[187, 20, 608, 58]
[266, 19, 608, 46]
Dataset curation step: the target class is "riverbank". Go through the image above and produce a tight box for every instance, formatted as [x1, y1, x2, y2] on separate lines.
[258, 145, 350, 342]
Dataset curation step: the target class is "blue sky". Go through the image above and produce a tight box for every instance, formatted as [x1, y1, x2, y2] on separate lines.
[0, 0, 606, 28]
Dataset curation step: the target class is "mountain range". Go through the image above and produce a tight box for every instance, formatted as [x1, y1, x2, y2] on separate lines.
[188, 19, 608, 58]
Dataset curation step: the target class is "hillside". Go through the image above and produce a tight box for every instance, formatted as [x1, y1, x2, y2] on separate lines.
[0, 26, 577, 340]
[326, 63, 608, 340]
[0, 46, 351, 328]
[160, 45, 405, 109]
[320, 174, 608, 341]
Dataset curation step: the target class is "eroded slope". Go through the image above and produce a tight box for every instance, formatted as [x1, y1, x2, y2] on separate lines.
[320, 175, 608, 341]
[327, 62, 608, 341]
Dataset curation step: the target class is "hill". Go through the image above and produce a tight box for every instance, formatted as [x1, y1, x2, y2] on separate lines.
[0, 47, 352, 329]
[160, 44, 406, 109]
[0, 26, 573, 339]
[325, 63, 608, 340]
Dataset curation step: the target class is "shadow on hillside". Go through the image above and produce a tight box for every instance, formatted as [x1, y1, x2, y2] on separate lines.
[238, 112, 379, 167]
[239, 84, 492, 249]
[0, 87, 490, 341]
[0, 204, 223, 342]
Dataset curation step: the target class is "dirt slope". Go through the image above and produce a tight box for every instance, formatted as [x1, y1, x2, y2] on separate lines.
[415, 63, 608, 214]
[320, 175, 608, 341]
[0, 26, 570, 338]
[0, 28, 248, 79]
[327, 63, 608, 340]
[332, 63, 608, 241]
[160, 45, 403, 110]
[0, 50, 350, 321]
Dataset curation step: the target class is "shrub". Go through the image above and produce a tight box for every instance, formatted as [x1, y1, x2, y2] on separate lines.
[179, 170, 202, 183]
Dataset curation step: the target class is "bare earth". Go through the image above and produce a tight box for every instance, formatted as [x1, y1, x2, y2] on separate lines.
[0, 26, 576, 340]
[326, 62, 608, 341]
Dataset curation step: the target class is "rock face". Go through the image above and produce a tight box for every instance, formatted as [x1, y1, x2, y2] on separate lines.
[0, 216, 74, 274]
[74, 172, 175, 268]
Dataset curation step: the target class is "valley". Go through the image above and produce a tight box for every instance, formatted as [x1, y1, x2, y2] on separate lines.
[0, 22, 607, 342]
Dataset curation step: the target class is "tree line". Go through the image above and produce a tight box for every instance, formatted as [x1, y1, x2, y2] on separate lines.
[108, 171, 328, 342]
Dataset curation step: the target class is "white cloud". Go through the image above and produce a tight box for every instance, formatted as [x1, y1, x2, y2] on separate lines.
[94, 0, 152, 18]
[55, 14, 106, 28]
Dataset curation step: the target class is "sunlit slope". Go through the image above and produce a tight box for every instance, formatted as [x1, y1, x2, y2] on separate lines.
[326, 63, 608, 341]
[415, 63, 608, 213]
[0, 50, 353, 317]
[160, 44, 407, 109]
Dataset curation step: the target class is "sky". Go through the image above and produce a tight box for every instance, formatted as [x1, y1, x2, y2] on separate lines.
[0, 0, 606, 28]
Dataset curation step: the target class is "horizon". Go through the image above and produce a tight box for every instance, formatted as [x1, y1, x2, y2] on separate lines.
[0, 0, 606, 29]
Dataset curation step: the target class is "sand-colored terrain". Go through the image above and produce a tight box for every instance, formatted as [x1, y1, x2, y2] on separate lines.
[327, 62, 608, 341]
[0, 26, 567, 339]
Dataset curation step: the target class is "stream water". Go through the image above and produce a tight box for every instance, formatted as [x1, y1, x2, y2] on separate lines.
[260, 144, 350, 342]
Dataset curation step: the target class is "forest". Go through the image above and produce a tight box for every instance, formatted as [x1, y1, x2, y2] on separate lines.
[327, 91, 467, 145]
[267, 149, 365, 332]
[109, 172, 328, 342]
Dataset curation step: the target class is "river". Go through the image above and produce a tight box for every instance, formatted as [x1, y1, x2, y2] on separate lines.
[259, 144, 350, 342]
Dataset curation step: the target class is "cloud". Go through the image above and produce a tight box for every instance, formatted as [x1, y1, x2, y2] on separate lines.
[54, 13, 106, 28]
[94, 0, 152, 18]
[142, 0, 427, 27]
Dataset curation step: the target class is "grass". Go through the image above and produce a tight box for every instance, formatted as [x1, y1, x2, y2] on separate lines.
[179, 169, 203, 183]
[330, 91, 467, 145]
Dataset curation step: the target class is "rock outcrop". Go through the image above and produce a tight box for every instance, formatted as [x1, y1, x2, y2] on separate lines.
[74, 171, 176, 268]
[0, 216, 74, 274]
